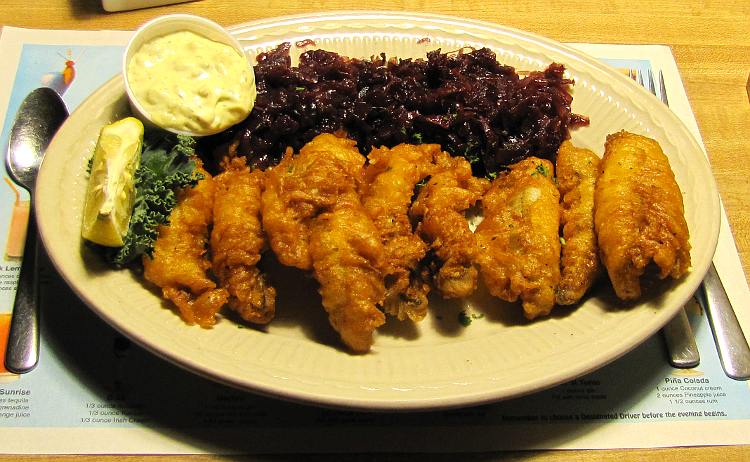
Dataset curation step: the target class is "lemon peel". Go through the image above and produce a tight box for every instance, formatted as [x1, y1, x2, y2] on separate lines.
[81, 117, 143, 247]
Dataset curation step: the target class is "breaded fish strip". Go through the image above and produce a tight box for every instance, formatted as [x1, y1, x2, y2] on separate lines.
[594, 131, 691, 300]
[264, 133, 386, 352]
[261, 135, 362, 270]
[555, 141, 601, 305]
[211, 157, 276, 324]
[363, 144, 436, 322]
[475, 157, 561, 319]
[410, 151, 489, 299]
[260, 149, 314, 270]
[310, 194, 387, 353]
[143, 166, 229, 327]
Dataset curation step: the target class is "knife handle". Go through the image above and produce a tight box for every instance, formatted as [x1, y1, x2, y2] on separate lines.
[662, 307, 700, 368]
[697, 262, 750, 380]
[4, 206, 39, 374]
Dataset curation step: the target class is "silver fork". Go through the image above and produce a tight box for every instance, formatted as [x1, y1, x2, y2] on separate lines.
[637, 68, 750, 378]
[630, 68, 700, 368]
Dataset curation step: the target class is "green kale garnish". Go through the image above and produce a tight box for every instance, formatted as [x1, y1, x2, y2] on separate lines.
[531, 163, 550, 177]
[411, 175, 431, 203]
[99, 133, 200, 267]
[462, 141, 481, 165]
[458, 310, 472, 327]
[458, 310, 485, 327]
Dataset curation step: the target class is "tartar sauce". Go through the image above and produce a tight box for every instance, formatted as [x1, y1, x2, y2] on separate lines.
[127, 30, 256, 135]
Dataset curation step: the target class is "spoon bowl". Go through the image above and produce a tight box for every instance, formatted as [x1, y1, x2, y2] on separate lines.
[6, 88, 68, 191]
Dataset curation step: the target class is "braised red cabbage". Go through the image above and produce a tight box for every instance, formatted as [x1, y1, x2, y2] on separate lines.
[203, 43, 589, 176]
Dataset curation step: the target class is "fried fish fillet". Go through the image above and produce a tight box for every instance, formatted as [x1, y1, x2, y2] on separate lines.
[143, 165, 229, 327]
[260, 149, 314, 270]
[475, 157, 561, 319]
[263, 133, 386, 352]
[211, 157, 276, 324]
[261, 135, 363, 270]
[310, 194, 387, 353]
[362, 143, 436, 322]
[555, 141, 601, 305]
[410, 150, 489, 299]
[594, 131, 691, 300]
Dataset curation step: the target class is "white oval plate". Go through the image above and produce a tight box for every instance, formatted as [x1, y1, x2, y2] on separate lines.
[36, 12, 719, 411]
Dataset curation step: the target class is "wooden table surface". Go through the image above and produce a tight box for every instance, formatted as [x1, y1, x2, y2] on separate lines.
[1, 0, 749, 460]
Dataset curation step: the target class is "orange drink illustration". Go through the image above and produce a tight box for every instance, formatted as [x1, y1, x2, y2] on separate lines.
[0, 313, 19, 381]
[41, 49, 78, 96]
[0, 313, 10, 372]
[4, 177, 30, 260]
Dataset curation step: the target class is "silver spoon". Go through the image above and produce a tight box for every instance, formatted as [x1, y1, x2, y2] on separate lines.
[4, 87, 68, 374]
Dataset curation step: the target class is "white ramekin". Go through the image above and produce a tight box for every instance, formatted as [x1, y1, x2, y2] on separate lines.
[122, 13, 252, 137]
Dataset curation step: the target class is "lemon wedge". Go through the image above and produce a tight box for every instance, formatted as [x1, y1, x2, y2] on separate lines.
[81, 117, 143, 247]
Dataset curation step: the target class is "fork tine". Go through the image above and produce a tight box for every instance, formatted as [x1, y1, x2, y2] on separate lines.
[647, 68, 657, 96]
[658, 70, 670, 106]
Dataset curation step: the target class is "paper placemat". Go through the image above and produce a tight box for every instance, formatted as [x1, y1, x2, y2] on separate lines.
[0, 26, 748, 454]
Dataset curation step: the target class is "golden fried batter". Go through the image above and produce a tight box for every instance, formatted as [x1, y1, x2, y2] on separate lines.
[410, 150, 489, 299]
[263, 133, 386, 352]
[555, 141, 601, 305]
[261, 135, 363, 270]
[363, 144, 436, 321]
[211, 157, 276, 324]
[475, 157, 561, 319]
[310, 194, 387, 353]
[143, 166, 229, 327]
[594, 131, 691, 300]
[260, 149, 313, 270]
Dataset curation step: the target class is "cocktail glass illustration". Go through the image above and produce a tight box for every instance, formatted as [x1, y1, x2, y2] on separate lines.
[0, 313, 20, 382]
[4, 177, 30, 260]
